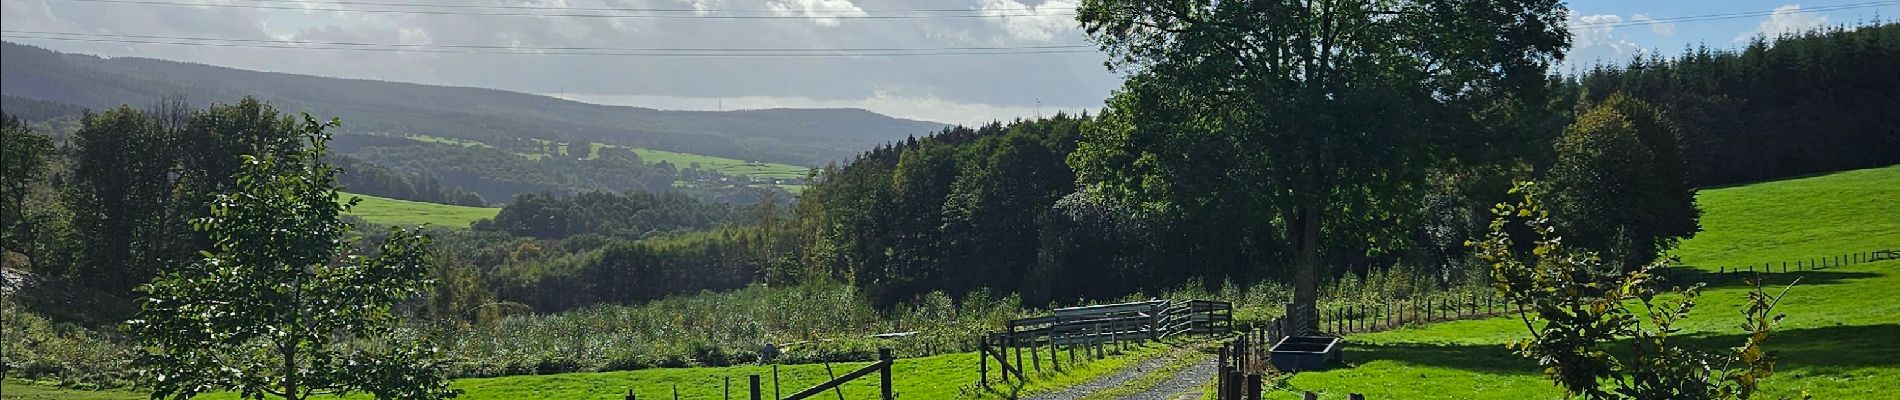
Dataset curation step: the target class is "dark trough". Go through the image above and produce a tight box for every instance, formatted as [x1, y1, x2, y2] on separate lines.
[1269, 335, 1342, 372]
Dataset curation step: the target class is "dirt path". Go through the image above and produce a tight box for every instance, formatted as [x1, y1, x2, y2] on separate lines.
[1023, 352, 1176, 400]
[1115, 357, 1218, 400]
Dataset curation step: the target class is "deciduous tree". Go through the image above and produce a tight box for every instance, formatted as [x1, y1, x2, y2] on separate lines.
[129, 115, 457, 400]
[1073, 0, 1570, 330]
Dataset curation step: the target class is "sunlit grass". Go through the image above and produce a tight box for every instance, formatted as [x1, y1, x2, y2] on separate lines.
[339, 191, 499, 228]
[1263, 164, 1900, 399]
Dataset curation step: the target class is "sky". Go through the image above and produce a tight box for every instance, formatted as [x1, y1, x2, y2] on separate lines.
[2, 0, 1895, 125]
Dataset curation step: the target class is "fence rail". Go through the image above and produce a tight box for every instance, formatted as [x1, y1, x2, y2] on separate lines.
[1210, 248, 1895, 400]
[979, 299, 1231, 388]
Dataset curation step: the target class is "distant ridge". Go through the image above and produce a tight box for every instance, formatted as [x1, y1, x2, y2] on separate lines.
[0, 41, 947, 165]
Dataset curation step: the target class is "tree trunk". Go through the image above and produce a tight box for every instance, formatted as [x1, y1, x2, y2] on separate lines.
[1290, 202, 1322, 333]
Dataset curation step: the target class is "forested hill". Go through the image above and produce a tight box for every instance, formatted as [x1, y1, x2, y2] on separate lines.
[0, 41, 946, 166]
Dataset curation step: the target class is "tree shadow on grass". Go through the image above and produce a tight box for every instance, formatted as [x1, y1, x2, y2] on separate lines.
[1654, 267, 1881, 290]
[1338, 324, 1900, 376]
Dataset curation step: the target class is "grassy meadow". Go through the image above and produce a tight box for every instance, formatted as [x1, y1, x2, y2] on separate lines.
[1264, 164, 1900, 399]
[340, 192, 500, 228]
[2, 342, 1179, 400]
[406, 134, 810, 183]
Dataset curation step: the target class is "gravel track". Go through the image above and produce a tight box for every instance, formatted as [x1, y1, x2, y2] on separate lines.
[1116, 357, 1218, 400]
[1023, 352, 1175, 400]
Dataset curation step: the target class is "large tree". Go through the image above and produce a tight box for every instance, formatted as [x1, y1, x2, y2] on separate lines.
[66, 106, 177, 294]
[130, 115, 457, 400]
[1072, 0, 1569, 330]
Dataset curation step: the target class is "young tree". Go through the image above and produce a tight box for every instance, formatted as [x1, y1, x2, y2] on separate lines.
[129, 115, 458, 400]
[1072, 0, 1570, 330]
[1477, 182, 1792, 400]
[1547, 93, 1699, 268]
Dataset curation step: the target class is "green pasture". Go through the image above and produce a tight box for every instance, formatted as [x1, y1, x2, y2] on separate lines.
[408, 135, 809, 181]
[1265, 164, 1900, 399]
[2, 343, 1178, 400]
[340, 192, 499, 228]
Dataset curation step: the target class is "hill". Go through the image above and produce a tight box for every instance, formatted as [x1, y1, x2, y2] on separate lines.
[0, 42, 946, 166]
[1266, 164, 1900, 399]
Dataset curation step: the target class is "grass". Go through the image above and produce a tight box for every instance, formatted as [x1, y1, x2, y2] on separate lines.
[405, 135, 810, 183]
[1, 344, 1178, 400]
[404, 134, 493, 149]
[340, 192, 500, 228]
[1263, 164, 1900, 399]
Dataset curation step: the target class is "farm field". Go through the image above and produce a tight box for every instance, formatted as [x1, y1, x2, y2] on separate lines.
[339, 191, 499, 228]
[0, 343, 1179, 400]
[1264, 164, 1900, 399]
[407, 134, 810, 183]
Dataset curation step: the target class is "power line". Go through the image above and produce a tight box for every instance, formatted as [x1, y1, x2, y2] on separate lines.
[0, 34, 1100, 57]
[1570, 1, 1899, 29]
[44, 0, 1080, 19]
[2, 30, 1096, 52]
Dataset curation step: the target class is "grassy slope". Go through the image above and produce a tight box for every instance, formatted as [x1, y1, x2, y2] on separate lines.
[341, 192, 500, 228]
[2, 344, 1175, 400]
[1267, 165, 1900, 399]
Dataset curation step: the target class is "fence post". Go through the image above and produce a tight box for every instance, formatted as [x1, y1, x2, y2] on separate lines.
[979, 336, 989, 387]
[879, 348, 894, 400]
[1248, 374, 1263, 400]
[1050, 330, 1060, 371]
[749, 375, 762, 400]
[1031, 331, 1042, 373]
[1216, 346, 1228, 400]
[626, 389, 637, 400]
[724, 376, 731, 400]
[673, 384, 679, 400]
[1012, 330, 1024, 375]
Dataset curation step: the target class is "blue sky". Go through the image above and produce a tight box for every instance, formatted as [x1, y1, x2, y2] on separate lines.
[3, 1, 1896, 124]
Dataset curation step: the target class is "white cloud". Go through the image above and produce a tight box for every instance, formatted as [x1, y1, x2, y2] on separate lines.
[1738, 5, 1830, 42]
[1568, 13, 1641, 61]
[1630, 13, 1676, 37]
[768, 0, 868, 27]
[2, 0, 1119, 126]
[981, 0, 1077, 42]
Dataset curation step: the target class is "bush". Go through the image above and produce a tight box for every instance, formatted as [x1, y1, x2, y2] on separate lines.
[0, 299, 135, 388]
[1477, 181, 1795, 400]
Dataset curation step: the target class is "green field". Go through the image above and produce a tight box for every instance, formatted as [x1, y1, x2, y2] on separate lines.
[340, 192, 499, 228]
[415, 135, 810, 182]
[1, 343, 1177, 400]
[403, 134, 492, 149]
[1265, 165, 1900, 399]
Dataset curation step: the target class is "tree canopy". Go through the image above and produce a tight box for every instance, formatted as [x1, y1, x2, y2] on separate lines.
[1072, 0, 1570, 329]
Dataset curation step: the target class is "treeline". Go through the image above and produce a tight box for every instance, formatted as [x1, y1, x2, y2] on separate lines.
[2, 97, 311, 294]
[472, 190, 745, 239]
[1569, 23, 1900, 186]
[334, 155, 488, 206]
[775, 22, 1900, 307]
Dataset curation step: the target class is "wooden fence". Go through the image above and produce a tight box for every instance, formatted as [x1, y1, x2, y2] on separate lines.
[1693, 249, 1896, 277]
[1208, 248, 1896, 400]
[979, 299, 1232, 388]
[622, 349, 895, 400]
